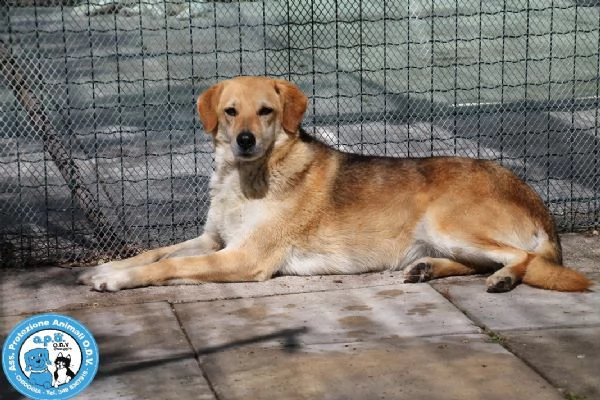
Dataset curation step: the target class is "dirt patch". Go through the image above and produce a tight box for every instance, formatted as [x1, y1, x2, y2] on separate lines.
[407, 303, 436, 316]
[343, 305, 372, 311]
[338, 315, 373, 326]
[230, 304, 269, 320]
[376, 289, 404, 298]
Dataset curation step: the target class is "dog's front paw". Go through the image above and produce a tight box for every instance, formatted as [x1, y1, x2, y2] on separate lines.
[77, 264, 138, 292]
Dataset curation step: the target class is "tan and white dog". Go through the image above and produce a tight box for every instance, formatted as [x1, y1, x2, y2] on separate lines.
[79, 76, 591, 293]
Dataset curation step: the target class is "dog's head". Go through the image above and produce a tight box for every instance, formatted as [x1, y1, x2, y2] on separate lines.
[24, 348, 51, 371]
[197, 76, 308, 161]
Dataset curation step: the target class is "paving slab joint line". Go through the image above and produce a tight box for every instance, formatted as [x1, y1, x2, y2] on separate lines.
[429, 283, 569, 398]
[169, 302, 222, 400]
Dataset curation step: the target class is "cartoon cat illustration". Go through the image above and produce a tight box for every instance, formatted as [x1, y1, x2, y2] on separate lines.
[53, 353, 76, 387]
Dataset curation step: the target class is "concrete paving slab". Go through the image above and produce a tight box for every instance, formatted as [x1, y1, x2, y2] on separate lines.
[175, 285, 480, 352]
[502, 326, 600, 400]
[80, 358, 215, 400]
[430, 278, 600, 331]
[1, 302, 193, 364]
[0, 267, 407, 316]
[200, 335, 563, 400]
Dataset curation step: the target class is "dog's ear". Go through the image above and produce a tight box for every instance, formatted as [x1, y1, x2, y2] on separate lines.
[274, 79, 308, 135]
[197, 82, 224, 135]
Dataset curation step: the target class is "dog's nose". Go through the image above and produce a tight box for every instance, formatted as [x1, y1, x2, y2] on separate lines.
[236, 131, 256, 151]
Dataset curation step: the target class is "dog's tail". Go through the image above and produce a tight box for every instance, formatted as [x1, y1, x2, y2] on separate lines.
[522, 255, 592, 292]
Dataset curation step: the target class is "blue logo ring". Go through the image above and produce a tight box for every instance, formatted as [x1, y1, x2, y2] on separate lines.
[2, 313, 99, 400]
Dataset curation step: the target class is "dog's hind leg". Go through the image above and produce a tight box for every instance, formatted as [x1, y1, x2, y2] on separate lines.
[484, 252, 533, 292]
[400, 235, 534, 291]
[485, 251, 591, 292]
[403, 257, 477, 283]
[403, 243, 590, 293]
[456, 245, 571, 293]
[403, 241, 532, 292]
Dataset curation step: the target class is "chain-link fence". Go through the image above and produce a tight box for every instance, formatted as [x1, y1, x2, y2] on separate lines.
[1, 0, 599, 266]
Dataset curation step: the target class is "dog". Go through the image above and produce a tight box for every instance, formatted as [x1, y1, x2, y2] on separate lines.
[78, 76, 591, 293]
[23, 348, 53, 389]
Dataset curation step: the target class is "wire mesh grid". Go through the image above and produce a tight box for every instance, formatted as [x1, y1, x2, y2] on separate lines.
[0, 0, 599, 266]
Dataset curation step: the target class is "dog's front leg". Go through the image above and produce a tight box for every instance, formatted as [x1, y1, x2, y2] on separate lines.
[81, 247, 284, 292]
[78, 233, 222, 285]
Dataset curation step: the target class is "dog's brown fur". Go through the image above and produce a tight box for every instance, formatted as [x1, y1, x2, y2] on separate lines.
[79, 76, 591, 293]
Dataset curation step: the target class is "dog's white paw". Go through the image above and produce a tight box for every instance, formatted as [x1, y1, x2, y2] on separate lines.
[78, 264, 137, 292]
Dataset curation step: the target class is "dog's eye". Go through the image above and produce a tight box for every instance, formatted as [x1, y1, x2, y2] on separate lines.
[224, 107, 237, 117]
[258, 106, 273, 116]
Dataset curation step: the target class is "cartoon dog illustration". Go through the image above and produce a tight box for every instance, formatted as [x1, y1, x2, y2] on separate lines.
[23, 348, 53, 389]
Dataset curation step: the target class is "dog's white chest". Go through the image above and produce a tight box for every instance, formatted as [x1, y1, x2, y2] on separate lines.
[209, 172, 270, 246]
